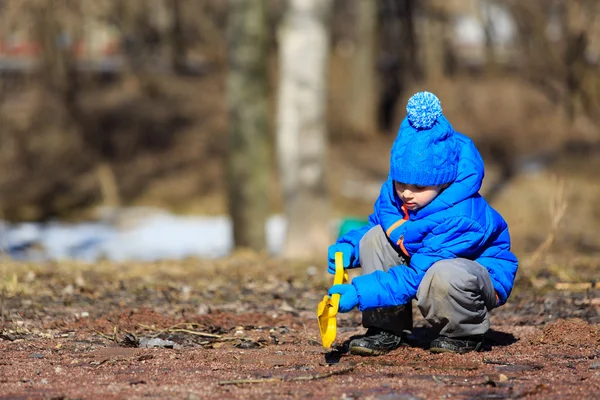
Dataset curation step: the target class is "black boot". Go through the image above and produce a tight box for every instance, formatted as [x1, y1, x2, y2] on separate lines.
[349, 303, 412, 356]
[429, 335, 484, 354]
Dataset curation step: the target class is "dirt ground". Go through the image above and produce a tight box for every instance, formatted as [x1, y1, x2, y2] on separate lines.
[1, 258, 599, 400]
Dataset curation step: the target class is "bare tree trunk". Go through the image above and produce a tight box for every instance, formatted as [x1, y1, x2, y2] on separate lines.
[421, 0, 448, 82]
[115, 0, 160, 91]
[347, 0, 378, 137]
[170, 0, 187, 73]
[226, 0, 271, 251]
[32, 1, 79, 108]
[378, 0, 417, 133]
[478, 0, 497, 76]
[564, 0, 593, 123]
[276, 0, 333, 259]
[96, 162, 121, 207]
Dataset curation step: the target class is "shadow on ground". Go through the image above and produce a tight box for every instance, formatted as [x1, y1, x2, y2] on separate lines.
[325, 327, 518, 364]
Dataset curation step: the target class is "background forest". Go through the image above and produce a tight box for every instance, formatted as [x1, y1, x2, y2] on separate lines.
[0, 0, 599, 283]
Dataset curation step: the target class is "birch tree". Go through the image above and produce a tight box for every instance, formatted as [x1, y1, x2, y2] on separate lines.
[226, 0, 271, 251]
[276, 0, 333, 259]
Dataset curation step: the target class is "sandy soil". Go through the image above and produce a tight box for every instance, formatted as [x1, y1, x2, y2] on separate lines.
[1, 259, 599, 400]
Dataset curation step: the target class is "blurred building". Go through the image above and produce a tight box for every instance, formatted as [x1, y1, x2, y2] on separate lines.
[0, 20, 122, 73]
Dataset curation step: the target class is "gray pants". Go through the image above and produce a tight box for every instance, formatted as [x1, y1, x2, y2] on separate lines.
[359, 225, 497, 337]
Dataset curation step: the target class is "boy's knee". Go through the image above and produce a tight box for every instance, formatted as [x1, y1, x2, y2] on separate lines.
[359, 226, 386, 255]
[419, 260, 475, 298]
[359, 225, 409, 273]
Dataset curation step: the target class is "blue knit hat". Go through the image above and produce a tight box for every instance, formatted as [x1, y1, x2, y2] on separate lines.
[389, 92, 458, 186]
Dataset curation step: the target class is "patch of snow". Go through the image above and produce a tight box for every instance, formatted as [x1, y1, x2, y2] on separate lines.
[0, 211, 289, 262]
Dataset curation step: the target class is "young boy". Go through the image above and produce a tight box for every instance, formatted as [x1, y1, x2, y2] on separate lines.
[327, 91, 518, 355]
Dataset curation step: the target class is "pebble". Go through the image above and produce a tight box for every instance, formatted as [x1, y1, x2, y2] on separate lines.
[138, 337, 181, 349]
[590, 361, 600, 370]
[197, 304, 210, 315]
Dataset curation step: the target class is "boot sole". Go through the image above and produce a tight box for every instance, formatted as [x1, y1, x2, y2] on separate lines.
[429, 343, 482, 354]
[429, 346, 468, 354]
[349, 345, 389, 356]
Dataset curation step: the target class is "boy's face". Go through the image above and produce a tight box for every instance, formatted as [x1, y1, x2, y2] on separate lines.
[394, 181, 446, 211]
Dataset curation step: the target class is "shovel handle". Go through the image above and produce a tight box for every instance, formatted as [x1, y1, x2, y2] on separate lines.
[333, 252, 349, 285]
[317, 252, 349, 348]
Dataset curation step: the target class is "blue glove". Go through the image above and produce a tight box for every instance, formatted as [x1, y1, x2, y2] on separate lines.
[327, 243, 355, 275]
[328, 284, 358, 313]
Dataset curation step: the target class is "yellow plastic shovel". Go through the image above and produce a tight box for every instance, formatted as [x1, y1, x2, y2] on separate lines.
[317, 251, 349, 349]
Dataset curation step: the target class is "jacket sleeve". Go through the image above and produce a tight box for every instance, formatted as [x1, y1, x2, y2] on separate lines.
[478, 226, 518, 305]
[351, 216, 486, 310]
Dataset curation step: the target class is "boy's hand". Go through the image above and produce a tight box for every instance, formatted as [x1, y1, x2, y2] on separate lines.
[328, 284, 358, 313]
[327, 243, 355, 274]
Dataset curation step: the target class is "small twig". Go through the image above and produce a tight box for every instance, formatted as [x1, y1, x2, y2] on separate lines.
[124, 330, 138, 340]
[218, 377, 279, 385]
[138, 323, 183, 337]
[92, 359, 110, 369]
[139, 322, 221, 339]
[483, 359, 514, 366]
[290, 364, 360, 381]
[432, 365, 479, 371]
[527, 177, 567, 269]
[218, 363, 361, 386]
[137, 323, 260, 344]
[483, 359, 543, 370]
[217, 336, 257, 342]
[95, 330, 117, 343]
[510, 383, 549, 399]
[164, 328, 221, 338]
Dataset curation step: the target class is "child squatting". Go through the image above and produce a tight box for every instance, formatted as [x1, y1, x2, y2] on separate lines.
[327, 91, 519, 355]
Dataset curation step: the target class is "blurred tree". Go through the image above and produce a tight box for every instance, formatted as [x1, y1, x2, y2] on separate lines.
[346, 0, 378, 138]
[170, 0, 187, 73]
[421, 0, 449, 82]
[226, 0, 271, 251]
[109, 0, 191, 76]
[33, 1, 123, 208]
[477, 0, 498, 76]
[113, 0, 162, 86]
[507, 0, 600, 125]
[31, 1, 81, 110]
[377, 0, 417, 133]
[508, 1, 564, 103]
[563, 0, 600, 123]
[276, 0, 333, 259]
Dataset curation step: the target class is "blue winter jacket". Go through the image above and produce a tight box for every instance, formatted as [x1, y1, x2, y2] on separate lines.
[337, 132, 518, 310]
